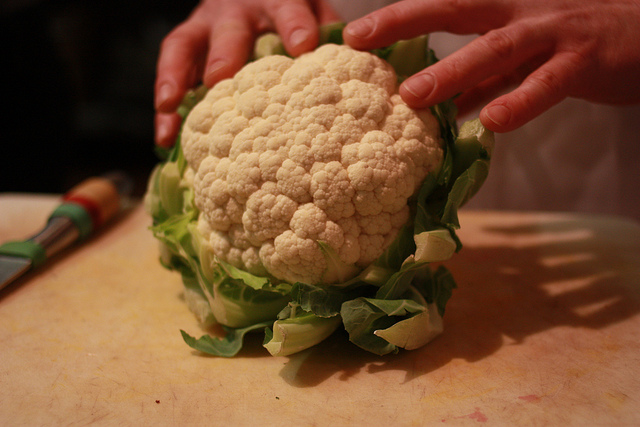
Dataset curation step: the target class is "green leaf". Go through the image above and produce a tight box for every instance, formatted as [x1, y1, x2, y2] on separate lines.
[209, 270, 290, 328]
[411, 118, 494, 259]
[143, 164, 166, 222]
[317, 241, 360, 284]
[357, 264, 395, 288]
[253, 33, 287, 59]
[366, 298, 426, 316]
[374, 258, 428, 300]
[431, 98, 459, 146]
[413, 145, 454, 234]
[181, 322, 271, 357]
[437, 120, 494, 229]
[216, 258, 271, 290]
[414, 228, 457, 263]
[150, 210, 199, 260]
[176, 84, 208, 119]
[374, 302, 443, 350]
[158, 162, 185, 217]
[153, 145, 172, 162]
[340, 297, 425, 355]
[373, 224, 415, 271]
[290, 282, 352, 317]
[378, 35, 430, 82]
[318, 22, 346, 45]
[450, 119, 493, 178]
[340, 298, 399, 355]
[413, 265, 457, 317]
[263, 313, 342, 357]
[441, 159, 491, 228]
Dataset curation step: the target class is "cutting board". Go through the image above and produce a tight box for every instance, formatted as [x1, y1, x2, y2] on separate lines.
[1, 194, 639, 425]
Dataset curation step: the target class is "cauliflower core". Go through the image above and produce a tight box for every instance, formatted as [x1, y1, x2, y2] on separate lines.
[181, 44, 444, 285]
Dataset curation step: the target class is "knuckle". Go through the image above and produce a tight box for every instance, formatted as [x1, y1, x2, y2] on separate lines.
[440, 0, 463, 13]
[440, 56, 466, 83]
[159, 32, 180, 52]
[439, 0, 469, 30]
[528, 67, 563, 96]
[160, 23, 199, 50]
[270, 0, 310, 17]
[383, 3, 406, 28]
[563, 51, 591, 75]
[481, 29, 517, 62]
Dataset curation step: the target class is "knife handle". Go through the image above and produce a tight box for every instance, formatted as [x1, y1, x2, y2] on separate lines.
[0, 172, 131, 267]
[53, 175, 123, 239]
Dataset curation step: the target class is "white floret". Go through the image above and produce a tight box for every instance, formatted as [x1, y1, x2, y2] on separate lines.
[181, 44, 443, 285]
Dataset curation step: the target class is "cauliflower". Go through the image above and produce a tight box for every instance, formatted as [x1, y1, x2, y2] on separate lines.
[181, 44, 444, 285]
[146, 27, 494, 358]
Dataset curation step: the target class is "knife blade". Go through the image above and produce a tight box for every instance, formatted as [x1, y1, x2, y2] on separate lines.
[0, 171, 132, 290]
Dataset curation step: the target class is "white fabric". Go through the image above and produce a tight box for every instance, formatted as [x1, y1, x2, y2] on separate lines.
[327, 0, 640, 221]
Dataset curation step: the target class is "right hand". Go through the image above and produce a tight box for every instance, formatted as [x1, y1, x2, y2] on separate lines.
[343, 0, 640, 133]
[153, 0, 339, 148]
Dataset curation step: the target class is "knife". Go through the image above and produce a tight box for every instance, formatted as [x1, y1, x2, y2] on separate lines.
[0, 171, 132, 290]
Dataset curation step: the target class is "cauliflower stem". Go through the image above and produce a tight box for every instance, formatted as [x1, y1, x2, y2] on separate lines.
[145, 23, 493, 357]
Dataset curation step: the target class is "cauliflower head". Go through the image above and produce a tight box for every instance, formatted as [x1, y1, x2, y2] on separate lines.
[181, 44, 444, 285]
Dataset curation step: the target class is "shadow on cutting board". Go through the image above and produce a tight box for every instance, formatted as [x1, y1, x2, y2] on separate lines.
[276, 214, 640, 387]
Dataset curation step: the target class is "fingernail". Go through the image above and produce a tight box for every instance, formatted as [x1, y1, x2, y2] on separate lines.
[155, 121, 169, 146]
[289, 28, 311, 49]
[485, 104, 511, 128]
[345, 17, 375, 39]
[156, 83, 173, 110]
[403, 73, 435, 100]
[205, 59, 229, 84]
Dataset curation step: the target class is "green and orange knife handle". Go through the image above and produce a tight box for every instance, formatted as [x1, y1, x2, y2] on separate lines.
[0, 173, 129, 269]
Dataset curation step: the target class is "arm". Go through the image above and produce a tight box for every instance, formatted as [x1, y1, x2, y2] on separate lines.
[154, 0, 339, 147]
[343, 0, 640, 132]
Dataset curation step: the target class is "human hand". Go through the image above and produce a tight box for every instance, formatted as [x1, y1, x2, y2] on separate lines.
[343, 0, 640, 133]
[154, 0, 339, 147]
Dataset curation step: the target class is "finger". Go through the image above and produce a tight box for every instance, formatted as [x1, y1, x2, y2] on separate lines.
[455, 57, 545, 116]
[399, 24, 547, 109]
[265, 0, 320, 56]
[480, 53, 581, 132]
[155, 22, 209, 113]
[155, 112, 183, 148]
[202, 7, 255, 87]
[455, 74, 512, 117]
[344, 0, 511, 49]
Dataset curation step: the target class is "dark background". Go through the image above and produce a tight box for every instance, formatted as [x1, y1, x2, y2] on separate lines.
[1, 1, 197, 197]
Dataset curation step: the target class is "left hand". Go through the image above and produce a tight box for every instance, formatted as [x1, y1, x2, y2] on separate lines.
[154, 0, 340, 148]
